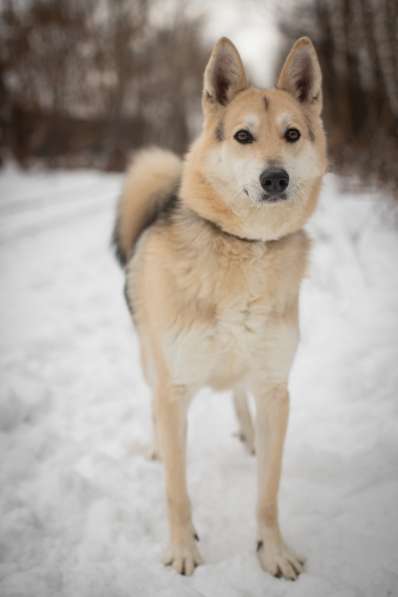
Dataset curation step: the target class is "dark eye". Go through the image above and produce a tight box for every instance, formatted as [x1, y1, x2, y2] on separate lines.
[234, 129, 254, 144]
[285, 128, 301, 143]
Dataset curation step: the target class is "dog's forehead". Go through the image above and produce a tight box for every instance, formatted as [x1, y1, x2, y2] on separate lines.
[225, 89, 264, 123]
[242, 112, 260, 130]
[226, 87, 303, 127]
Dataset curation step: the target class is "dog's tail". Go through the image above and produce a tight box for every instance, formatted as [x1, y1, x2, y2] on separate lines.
[112, 147, 182, 266]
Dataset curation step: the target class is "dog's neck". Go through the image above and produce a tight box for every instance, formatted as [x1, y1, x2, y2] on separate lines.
[183, 205, 260, 244]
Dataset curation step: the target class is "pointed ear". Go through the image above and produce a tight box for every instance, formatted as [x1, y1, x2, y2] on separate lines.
[277, 37, 322, 113]
[203, 37, 248, 110]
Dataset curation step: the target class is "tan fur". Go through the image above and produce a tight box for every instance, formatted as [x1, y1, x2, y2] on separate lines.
[114, 147, 182, 264]
[115, 36, 327, 578]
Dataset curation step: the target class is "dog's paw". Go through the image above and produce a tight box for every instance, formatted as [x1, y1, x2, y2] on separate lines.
[256, 539, 304, 580]
[162, 537, 203, 575]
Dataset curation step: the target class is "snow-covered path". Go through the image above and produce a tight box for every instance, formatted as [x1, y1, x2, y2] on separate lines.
[0, 167, 397, 597]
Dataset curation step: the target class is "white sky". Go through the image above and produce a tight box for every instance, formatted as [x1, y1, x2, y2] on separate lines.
[198, 0, 282, 86]
[150, 0, 284, 87]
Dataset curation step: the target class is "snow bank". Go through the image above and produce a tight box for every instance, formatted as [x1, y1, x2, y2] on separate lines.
[0, 168, 397, 597]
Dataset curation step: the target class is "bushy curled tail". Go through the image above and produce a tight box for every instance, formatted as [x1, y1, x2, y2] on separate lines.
[112, 147, 182, 266]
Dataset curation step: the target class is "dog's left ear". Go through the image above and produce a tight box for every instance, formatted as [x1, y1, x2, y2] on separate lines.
[203, 37, 247, 111]
[277, 37, 322, 114]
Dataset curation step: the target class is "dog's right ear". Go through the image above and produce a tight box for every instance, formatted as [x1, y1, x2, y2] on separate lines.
[203, 37, 247, 112]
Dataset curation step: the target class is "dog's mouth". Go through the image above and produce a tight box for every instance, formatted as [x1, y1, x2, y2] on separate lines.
[260, 192, 288, 202]
[243, 187, 288, 203]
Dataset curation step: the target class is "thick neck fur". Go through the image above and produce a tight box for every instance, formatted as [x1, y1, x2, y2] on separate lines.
[179, 139, 245, 238]
[161, 200, 311, 319]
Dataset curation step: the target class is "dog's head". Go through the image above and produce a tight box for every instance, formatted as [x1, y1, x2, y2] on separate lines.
[181, 37, 327, 241]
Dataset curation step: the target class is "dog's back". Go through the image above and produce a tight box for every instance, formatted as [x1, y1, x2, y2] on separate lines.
[112, 147, 182, 266]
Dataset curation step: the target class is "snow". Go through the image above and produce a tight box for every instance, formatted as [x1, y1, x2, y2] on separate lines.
[0, 165, 397, 597]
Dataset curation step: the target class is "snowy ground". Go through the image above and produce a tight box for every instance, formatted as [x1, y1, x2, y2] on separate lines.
[0, 165, 397, 597]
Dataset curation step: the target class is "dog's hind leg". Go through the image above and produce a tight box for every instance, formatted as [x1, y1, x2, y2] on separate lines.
[156, 382, 202, 575]
[233, 388, 255, 454]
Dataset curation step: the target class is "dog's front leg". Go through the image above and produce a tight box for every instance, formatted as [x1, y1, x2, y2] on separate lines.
[254, 383, 304, 580]
[156, 384, 202, 575]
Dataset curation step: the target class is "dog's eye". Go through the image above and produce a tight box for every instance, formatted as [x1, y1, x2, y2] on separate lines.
[234, 129, 254, 144]
[285, 128, 301, 143]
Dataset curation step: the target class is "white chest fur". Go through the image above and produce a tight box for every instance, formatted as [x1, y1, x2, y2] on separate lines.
[162, 234, 304, 391]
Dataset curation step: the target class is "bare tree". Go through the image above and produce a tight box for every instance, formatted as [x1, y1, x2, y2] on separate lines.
[0, 0, 209, 170]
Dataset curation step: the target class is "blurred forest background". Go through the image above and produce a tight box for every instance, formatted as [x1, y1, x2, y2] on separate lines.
[0, 0, 208, 171]
[0, 0, 397, 195]
[277, 0, 398, 195]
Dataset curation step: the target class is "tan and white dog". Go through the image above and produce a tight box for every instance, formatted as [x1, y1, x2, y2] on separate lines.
[113, 36, 327, 579]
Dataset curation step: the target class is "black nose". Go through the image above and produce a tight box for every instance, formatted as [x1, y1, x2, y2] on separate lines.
[260, 168, 289, 195]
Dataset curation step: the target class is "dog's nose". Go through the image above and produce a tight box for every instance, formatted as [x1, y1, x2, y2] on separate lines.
[259, 168, 289, 195]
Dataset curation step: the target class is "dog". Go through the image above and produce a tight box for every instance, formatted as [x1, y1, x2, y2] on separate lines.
[113, 36, 327, 579]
